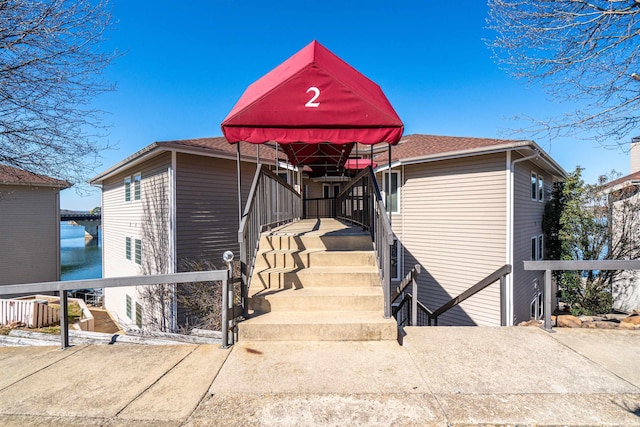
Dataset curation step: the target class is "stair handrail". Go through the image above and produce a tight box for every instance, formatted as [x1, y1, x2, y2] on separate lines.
[429, 264, 512, 326]
[238, 164, 302, 316]
[335, 166, 394, 318]
[391, 264, 429, 326]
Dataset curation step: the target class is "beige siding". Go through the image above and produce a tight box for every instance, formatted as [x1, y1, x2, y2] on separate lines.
[0, 185, 61, 286]
[101, 152, 171, 329]
[175, 154, 254, 267]
[512, 159, 550, 323]
[397, 153, 507, 326]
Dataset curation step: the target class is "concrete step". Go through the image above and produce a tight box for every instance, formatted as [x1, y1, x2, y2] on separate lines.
[250, 287, 385, 313]
[253, 266, 381, 290]
[238, 311, 398, 341]
[260, 234, 373, 252]
[254, 249, 377, 270]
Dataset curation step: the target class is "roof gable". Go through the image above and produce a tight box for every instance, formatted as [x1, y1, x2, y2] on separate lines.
[0, 164, 70, 188]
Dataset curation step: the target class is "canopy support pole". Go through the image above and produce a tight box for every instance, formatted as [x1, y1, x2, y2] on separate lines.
[388, 144, 392, 227]
[236, 143, 242, 226]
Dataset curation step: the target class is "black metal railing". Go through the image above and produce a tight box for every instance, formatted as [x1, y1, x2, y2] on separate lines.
[303, 197, 337, 219]
[335, 166, 394, 318]
[238, 164, 302, 316]
[391, 264, 512, 327]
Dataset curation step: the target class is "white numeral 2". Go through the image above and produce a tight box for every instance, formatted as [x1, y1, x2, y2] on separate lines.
[305, 86, 320, 107]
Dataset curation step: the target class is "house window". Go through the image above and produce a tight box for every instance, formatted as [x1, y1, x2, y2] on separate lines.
[538, 234, 544, 260]
[124, 177, 131, 202]
[126, 294, 132, 319]
[323, 183, 330, 199]
[133, 173, 141, 201]
[531, 171, 544, 202]
[333, 184, 341, 198]
[383, 171, 399, 213]
[538, 176, 544, 202]
[135, 302, 142, 328]
[134, 238, 142, 265]
[125, 237, 132, 261]
[530, 290, 543, 320]
[531, 234, 544, 260]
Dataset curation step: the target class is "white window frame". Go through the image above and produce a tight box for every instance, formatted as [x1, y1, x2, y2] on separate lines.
[134, 237, 142, 266]
[531, 172, 537, 201]
[531, 234, 544, 261]
[322, 183, 331, 199]
[530, 289, 543, 320]
[126, 236, 142, 265]
[133, 173, 142, 201]
[125, 236, 132, 261]
[383, 171, 400, 214]
[124, 176, 131, 202]
[538, 234, 544, 260]
[538, 175, 544, 202]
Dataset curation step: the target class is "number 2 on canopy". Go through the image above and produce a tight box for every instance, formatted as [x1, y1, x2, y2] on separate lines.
[305, 87, 320, 108]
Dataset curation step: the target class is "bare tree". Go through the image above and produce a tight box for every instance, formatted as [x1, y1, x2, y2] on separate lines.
[0, 0, 117, 185]
[487, 0, 640, 146]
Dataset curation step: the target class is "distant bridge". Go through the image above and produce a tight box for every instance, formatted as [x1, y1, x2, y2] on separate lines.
[60, 213, 101, 241]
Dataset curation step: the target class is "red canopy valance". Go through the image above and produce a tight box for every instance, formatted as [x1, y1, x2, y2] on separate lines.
[221, 40, 403, 172]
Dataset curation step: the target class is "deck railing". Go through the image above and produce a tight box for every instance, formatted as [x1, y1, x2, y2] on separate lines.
[302, 197, 336, 219]
[238, 164, 302, 316]
[336, 166, 394, 318]
[0, 270, 233, 349]
[524, 260, 640, 331]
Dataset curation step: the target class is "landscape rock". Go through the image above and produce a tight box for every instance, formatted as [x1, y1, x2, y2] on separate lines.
[594, 321, 618, 329]
[581, 321, 597, 329]
[618, 321, 639, 330]
[621, 314, 640, 325]
[518, 320, 542, 327]
[556, 315, 582, 328]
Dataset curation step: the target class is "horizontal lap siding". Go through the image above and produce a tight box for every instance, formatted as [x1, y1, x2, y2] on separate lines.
[512, 160, 549, 323]
[0, 185, 60, 286]
[175, 154, 254, 268]
[101, 152, 171, 328]
[400, 153, 507, 326]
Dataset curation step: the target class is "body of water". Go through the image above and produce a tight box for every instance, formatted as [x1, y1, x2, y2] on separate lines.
[60, 222, 102, 281]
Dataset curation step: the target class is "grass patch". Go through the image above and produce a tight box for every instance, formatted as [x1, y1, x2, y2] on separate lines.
[50, 301, 83, 322]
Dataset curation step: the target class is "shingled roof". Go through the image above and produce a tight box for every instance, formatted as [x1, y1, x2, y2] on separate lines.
[367, 134, 530, 165]
[603, 170, 640, 191]
[0, 164, 70, 188]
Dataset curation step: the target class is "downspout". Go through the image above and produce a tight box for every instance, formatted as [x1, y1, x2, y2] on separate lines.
[507, 149, 540, 326]
[169, 151, 177, 332]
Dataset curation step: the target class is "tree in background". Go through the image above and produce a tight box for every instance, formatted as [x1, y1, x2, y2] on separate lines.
[487, 1, 640, 146]
[544, 167, 640, 315]
[0, 0, 116, 186]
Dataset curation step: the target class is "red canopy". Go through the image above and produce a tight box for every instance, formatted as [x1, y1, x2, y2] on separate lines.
[221, 40, 403, 172]
[344, 159, 377, 170]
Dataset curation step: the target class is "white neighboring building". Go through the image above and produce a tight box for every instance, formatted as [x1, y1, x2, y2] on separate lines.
[605, 138, 640, 313]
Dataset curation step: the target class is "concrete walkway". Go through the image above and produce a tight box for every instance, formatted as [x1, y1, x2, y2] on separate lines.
[0, 327, 638, 426]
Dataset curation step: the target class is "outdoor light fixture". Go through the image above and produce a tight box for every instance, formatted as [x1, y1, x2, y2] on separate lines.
[223, 250, 234, 263]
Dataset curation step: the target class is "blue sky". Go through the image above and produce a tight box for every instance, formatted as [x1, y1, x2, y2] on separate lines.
[61, 1, 633, 210]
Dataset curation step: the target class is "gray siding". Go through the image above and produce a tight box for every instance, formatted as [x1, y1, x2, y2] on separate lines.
[398, 153, 507, 326]
[0, 185, 61, 286]
[175, 153, 254, 268]
[512, 159, 550, 323]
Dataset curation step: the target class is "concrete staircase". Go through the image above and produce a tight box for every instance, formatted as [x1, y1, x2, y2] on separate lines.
[239, 219, 397, 341]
